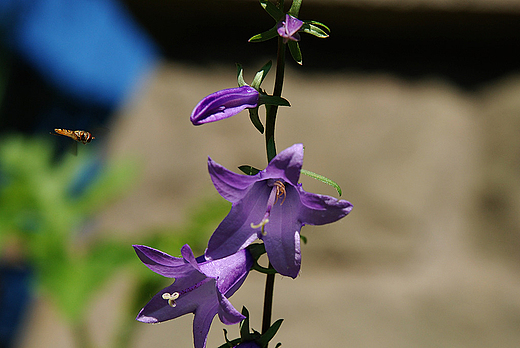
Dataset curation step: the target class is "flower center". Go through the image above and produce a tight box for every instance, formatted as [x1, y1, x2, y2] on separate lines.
[251, 180, 286, 235]
[162, 278, 212, 307]
[273, 180, 286, 205]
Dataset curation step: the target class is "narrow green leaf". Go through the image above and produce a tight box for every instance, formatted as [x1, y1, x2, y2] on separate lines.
[251, 60, 273, 89]
[301, 23, 329, 38]
[249, 26, 279, 43]
[260, 0, 284, 21]
[258, 95, 291, 107]
[248, 108, 264, 134]
[287, 41, 303, 65]
[236, 63, 247, 87]
[238, 165, 261, 175]
[301, 26, 326, 38]
[301, 169, 342, 196]
[305, 20, 331, 33]
[288, 0, 303, 17]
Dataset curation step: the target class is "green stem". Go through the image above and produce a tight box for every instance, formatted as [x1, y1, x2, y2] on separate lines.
[262, 1, 286, 341]
[265, 36, 286, 162]
[261, 264, 276, 335]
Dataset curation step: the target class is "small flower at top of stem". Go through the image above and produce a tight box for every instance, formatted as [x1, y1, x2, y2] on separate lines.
[276, 14, 303, 43]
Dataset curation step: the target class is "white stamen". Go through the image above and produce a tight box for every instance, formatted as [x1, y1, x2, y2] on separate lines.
[162, 292, 180, 307]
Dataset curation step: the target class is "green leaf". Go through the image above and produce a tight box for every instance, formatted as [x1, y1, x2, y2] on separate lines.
[236, 63, 247, 87]
[249, 26, 279, 43]
[300, 234, 307, 244]
[301, 22, 330, 38]
[287, 41, 303, 65]
[238, 165, 261, 175]
[251, 60, 273, 90]
[301, 169, 342, 196]
[305, 20, 331, 33]
[248, 107, 264, 134]
[258, 95, 291, 107]
[260, 0, 284, 21]
[288, 0, 303, 17]
[257, 319, 284, 347]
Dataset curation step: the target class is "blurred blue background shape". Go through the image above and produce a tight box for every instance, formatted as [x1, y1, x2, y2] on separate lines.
[0, 0, 158, 346]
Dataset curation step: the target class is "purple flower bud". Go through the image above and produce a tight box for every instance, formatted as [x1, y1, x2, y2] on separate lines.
[276, 14, 304, 43]
[190, 86, 259, 125]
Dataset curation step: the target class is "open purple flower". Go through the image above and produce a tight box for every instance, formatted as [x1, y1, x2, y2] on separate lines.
[191, 85, 259, 125]
[276, 14, 304, 43]
[205, 144, 353, 278]
[134, 244, 253, 348]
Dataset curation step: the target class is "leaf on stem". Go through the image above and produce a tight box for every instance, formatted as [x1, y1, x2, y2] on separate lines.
[301, 169, 343, 196]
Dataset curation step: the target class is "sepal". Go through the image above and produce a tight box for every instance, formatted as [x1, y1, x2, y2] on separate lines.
[219, 306, 284, 348]
[248, 107, 264, 134]
[236, 63, 247, 87]
[251, 61, 273, 90]
[257, 319, 283, 347]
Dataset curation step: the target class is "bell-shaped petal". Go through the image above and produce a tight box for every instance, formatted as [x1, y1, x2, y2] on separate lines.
[276, 14, 303, 43]
[205, 144, 352, 278]
[191, 86, 259, 125]
[134, 244, 253, 348]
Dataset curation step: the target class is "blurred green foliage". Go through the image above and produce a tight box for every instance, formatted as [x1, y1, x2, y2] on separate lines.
[0, 135, 230, 347]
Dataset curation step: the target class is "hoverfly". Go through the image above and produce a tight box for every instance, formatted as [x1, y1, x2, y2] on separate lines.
[52, 129, 95, 144]
[51, 128, 96, 155]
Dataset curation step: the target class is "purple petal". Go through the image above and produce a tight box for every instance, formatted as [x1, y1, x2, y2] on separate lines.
[181, 244, 203, 272]
[206, 182, 271, 260]
[133, 245, 194, 278]
[208, 157, 259, 203]
[200, 249, 253, 296]
[192, 289, 220, 348]
[190, 86, 259, 125]
[298, 186, 353, 225]
[216, 290, 246, 325]
[262, 184, 302, 278]
[261, 143, 303, 185]
[136, 277, 214, 323]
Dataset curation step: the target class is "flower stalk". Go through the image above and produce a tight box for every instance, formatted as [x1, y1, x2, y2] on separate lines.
[265, 35, 286, 163]
[263, 0, 285, 339]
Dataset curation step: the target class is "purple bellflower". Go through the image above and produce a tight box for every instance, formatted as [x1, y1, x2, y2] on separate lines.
[134, 244, 253, 348]
[191, 85, 259, 125]
[205, 144, 353, 278]
[276, 14, 304, 43]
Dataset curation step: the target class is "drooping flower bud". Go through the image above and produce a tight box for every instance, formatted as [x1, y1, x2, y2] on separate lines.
[190, 86, 259, 125]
